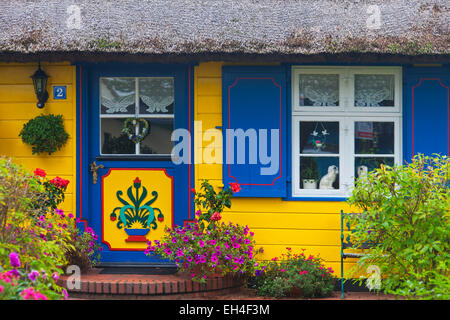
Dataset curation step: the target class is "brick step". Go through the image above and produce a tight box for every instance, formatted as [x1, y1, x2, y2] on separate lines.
[57, 268, 244, 299]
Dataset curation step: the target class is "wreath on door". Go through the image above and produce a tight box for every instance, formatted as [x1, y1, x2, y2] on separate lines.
[122, 117, 150, 144]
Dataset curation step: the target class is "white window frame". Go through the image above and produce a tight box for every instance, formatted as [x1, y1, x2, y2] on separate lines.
[292, 66, 402, 113]
[291, 66, 402, 198]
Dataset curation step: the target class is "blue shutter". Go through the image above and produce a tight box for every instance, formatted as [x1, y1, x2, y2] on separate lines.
[222, 66, 287, 197]
[405, 66, 450, 159]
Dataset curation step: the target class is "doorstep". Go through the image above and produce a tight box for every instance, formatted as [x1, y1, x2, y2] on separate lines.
[57, 268, 244, 300]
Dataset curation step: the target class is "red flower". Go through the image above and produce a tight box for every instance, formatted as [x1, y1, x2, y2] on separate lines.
[34, 168, 46, 178]
[229, 182, 241, 193]
[190, 188, 196, 194]
[49, 177, 70, 189]
[210, 212, 222, 221]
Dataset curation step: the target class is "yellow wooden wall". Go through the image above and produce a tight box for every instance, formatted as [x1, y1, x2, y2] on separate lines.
[0, 62, 77, 216]
[194, 62, 355, 274]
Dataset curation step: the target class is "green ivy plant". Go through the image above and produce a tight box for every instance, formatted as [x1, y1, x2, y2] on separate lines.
[19, 114, 69, 155]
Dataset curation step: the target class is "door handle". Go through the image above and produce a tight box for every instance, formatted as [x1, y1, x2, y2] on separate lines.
[89, 161, 104, 184]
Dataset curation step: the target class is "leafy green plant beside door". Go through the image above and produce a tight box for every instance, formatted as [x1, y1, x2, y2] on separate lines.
[19, 114, 69, 155]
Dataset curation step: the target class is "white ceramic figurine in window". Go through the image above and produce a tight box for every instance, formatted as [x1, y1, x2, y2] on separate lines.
[319, 165, 339, 189]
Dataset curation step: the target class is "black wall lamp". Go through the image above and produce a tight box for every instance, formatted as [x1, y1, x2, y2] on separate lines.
[31, 62, 49, 108]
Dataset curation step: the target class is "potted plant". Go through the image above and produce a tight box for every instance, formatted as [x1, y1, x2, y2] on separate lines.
[19, 114, 69, 155]
[301, 158, 319, 189]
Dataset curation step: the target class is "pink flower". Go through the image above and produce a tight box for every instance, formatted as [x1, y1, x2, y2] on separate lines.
[0, 285, 3, 294]
[280, 269, 285, 273]
[9, 252, 20, 268]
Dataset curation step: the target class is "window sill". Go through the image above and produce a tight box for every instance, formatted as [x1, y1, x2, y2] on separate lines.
[282, 195, 348, 202]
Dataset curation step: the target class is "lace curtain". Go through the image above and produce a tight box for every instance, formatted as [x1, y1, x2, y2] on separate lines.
[299, 74, 339, 106]
[354, 75, 394, 107]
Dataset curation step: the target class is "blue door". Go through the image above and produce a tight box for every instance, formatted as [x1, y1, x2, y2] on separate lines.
[79, 63, 193, 265]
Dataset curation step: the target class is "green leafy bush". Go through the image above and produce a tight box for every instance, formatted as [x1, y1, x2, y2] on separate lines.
[19, 114, 69, 155]
[251, 248, 335, 298]
[346, 154, 450, 300]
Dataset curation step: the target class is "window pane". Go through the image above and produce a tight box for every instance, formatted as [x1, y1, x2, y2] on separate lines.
[101, 78, 135, 114]
[299, 74, 339, 107]
[101, 118, 135, 154]
[140, 118, 174, 154]
[355, 122, 394, 154]
[354, 74, 395, 107]
[300, 121, 339, 154]
[300, 156, 339, 190]
[139, 78, 174, 115]
[355, 157, 394, 179]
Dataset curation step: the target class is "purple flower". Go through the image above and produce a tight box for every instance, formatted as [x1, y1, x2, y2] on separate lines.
[198, 240, 204, 248]
[200, 257, 206, 263]
[211, 256, 218, 263]
[232, 242, 241, 249]
[52, 272, 59, 281]
[9, 252, 20, 268]
[210, 239, 217, 246]
[176, 249, 184, 257]
[38, 215, 45, 222]
[183, 236, 189, 242]
[172, 237, 178, 244]
[28, 270, 40, 282]
[186, 256, 193, 262]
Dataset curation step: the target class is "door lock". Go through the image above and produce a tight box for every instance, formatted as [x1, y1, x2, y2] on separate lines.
[89, 161, 104, 184]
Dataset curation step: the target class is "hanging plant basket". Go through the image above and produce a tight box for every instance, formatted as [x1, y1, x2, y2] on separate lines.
[19, 114, 69, 155]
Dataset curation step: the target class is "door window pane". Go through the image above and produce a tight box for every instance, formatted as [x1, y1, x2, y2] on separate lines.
[298, 74, 339, 107]
[101, 118, 135, 154]
[139, 78, 174, 114]
[101, 78, 135, 114]
[355, 122, 394, 155]
[354, 74, 395, 107]
[300, 121, 339, 154]
[140, 118, 174, 154]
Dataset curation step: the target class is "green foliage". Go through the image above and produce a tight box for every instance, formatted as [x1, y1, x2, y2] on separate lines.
[252, 248, 336, 298]
[300, 158, 319, 180]
[0, 158, 101, 299]
[64, 226, 102, 273]
[347, 154, 450, 300]
[192, 180, 238, 231]
[19, 114, 69, 155]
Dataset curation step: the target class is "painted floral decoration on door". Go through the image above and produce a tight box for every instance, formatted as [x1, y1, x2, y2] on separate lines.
[109, 177, 164, 242]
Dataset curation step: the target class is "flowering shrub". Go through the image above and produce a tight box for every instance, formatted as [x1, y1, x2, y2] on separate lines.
[147, 221, 258, 282]
[147, 180, 260, 282]
[65, 223, 102, 273]
[0, 252, 68, 300]
[347, 154, 450, 300]
[0, 158, 101, 299]
[32, 168, 70, 216]
[192, 180, 240, 231]
[251, 248, 335, 298]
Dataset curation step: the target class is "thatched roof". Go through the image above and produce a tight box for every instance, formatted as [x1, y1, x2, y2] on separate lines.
[0, 0, 449, 62]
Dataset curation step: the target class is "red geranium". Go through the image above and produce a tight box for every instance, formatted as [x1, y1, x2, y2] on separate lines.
[49, 177, 70, 189]
[210, 212, 222, 221]
[229, 182, 241, 193]
[34, 168, 46, 178]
